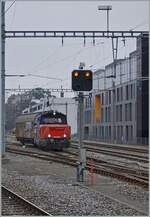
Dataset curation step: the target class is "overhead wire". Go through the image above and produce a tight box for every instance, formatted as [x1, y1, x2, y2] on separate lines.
[129, 20, 148, 31]
[89, 36, 140, 70]
[28, 41, 90, 75]
[5, 0, 16, 14]
[27, 44, 93, 89]
[24, 41, 103, 80]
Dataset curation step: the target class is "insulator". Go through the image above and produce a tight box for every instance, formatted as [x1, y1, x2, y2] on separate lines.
[84, 37, 86, 46]
[93, 38, 95, 46]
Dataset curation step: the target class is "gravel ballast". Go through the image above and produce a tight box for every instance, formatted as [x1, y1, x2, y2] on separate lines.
[2, 152, 149, 216]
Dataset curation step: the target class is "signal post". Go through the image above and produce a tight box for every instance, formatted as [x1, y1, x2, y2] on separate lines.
[72, 64, 93, 182]
[77, 91, 85, 182]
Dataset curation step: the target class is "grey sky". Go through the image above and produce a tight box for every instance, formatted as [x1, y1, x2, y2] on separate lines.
[5, 0, 149, 97]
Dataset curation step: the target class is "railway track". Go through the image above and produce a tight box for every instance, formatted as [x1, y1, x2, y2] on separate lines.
[71, 142, 149, 163]
[6, 145, 148, 189]
[6, 136, 148, 162]
[2, 185, 51, 216]
[74, 140, 148, 153]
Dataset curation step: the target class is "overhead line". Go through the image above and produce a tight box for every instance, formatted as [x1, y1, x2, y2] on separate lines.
[5, 0, 16, 14]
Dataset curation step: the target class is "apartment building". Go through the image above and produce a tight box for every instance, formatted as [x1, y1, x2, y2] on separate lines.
[83, 34, 149, 144]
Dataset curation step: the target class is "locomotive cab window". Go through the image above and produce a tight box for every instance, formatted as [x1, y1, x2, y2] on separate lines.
[40, 114, 67, 125]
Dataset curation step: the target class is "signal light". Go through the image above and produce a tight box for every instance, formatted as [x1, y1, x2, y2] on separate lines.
[72, 69, 93, 91]
[85, 71, 90, 77]
[74, 71, 79, 77]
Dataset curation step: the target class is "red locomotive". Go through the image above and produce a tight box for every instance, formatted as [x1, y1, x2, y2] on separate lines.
[16, 110, 71, 151]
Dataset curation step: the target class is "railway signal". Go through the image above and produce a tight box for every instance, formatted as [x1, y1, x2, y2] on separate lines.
[72, 70, 93, 91]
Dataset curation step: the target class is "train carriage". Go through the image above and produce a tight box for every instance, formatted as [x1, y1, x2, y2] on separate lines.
[16, 110, 71, 151]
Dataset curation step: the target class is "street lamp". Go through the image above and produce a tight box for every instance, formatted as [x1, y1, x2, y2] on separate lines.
[98, 5, 112, 33]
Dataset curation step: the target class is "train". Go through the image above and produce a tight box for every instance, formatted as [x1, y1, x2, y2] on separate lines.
[16, 110, 71, 151]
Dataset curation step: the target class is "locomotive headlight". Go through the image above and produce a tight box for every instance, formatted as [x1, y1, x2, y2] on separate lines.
[48, 134, 51, 138]
[64, 134, 67, 138]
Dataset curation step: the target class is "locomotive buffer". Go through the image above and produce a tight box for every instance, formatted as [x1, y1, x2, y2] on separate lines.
[72, 63, 93, 182]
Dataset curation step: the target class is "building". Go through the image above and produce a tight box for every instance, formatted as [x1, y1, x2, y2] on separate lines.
[22, 96, 78, 135]
[83, 34, 149, 144]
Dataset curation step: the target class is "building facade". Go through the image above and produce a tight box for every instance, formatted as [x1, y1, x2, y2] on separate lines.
[83, 34, 149, 145]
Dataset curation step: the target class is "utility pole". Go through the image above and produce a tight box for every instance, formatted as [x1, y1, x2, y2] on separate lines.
[0, 1, 5, 157]
[112, 79, 116, 142]
[111, 38, 118, 142]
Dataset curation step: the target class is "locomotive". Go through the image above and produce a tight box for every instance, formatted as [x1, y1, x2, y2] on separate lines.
[16, 110, 71, 151]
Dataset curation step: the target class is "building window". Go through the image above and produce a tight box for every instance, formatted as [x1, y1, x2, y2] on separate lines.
[109, 126, 111, 139]
[116, 105, 118, 122]
[126, 125, 133, 141]
[120, 87, 123, 101]
[95, 127, 97, 137]
[131, 125, 133, 140]
[125, 103, 132, 121]
[126, 125, 129, 141]
[126, 85, 129, 100]
[85, 98, 88, 108]
[117, 88, 119, 102]
[93, 126, 97, 138]
[84, 111, 91, 124]
[129, 103, 132, 121]
[99, 126, 101, 137]
[105, 107, 108, 122]
[119, 104, 122, 121]
[121, 126, 123, 140]
[84, 127, 89, 138]
[101, 108, 104, 123]
[102, 127, 104, 139]
[101, 93, 104, 105]
[108, 106, 111, 122]
[116, 104, 122, 122]
[130, 84, 133, 99]
[133, 83, 136, 98]
[85, 96, 92, 108]
[109, 90, 111, 104]
[105, 126, 108, 139]
[105, 92, 108, 105]
[125, 104, 128, 121]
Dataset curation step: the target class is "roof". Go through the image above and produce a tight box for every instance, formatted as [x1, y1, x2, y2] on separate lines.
[16, 113, 38, 123]
[16, 110, 66, 123]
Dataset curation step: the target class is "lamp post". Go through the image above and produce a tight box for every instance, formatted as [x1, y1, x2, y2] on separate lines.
[98, 5, 112, 34]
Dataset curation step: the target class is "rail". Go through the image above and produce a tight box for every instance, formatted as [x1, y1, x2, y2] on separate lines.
[2, 185, 52, 216]
[6, 145, 148, 189]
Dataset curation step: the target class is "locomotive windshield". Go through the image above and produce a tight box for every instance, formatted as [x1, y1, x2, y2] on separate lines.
[39, 113, 67, 125]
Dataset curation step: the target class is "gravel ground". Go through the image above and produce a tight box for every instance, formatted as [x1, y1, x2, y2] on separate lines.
[2, 153, 149, 216]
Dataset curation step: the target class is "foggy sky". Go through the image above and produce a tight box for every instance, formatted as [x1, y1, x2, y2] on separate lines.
[4, 0, 149, 98]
